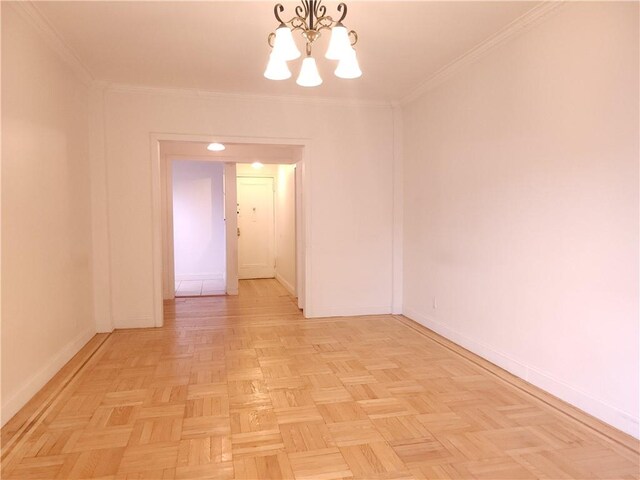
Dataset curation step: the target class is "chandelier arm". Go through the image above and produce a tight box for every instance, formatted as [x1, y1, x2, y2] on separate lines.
[315, 15, 335, 32]
[336, 3, 348, 24]
[349, 30, 358, 46]
[314, 2, 327, 25]
[297, 1, 310, 26]
[273, 4, 286, 25]
[269, 1, 357, 49]
[316, 0, 327, 18]
[285, 16, 308, 31]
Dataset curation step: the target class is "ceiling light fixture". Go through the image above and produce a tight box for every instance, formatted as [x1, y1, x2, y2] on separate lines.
[252, 162, 264, 169]
[265, 1, 361, 87]
[207, 142, 226, 152]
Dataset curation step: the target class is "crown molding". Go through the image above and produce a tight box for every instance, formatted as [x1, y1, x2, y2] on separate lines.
[400, 1, 565, 106]
[9, 0, 563, 109]
[9, 1, 94, 87]
[103, 82, 394, 108]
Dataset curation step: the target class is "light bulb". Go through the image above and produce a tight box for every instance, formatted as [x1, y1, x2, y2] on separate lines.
[264, 53, 291, 80]
[207, 143, 225, 152]
[325, 25, 352, 60]
[272, 26, 301, 61]
[296, 56, 322, 87]
[334, 48, 362, 79]
[252, 162, 264, 169]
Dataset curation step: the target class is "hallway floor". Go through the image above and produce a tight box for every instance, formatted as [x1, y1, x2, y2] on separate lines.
[175, 278, 226, 297]
[2, 279, 638, 479]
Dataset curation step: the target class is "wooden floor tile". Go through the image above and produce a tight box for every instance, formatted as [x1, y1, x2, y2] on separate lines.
[327, 420, 385, 447]
[2, 279, 638, 479]
[391, 436, 459, 468]
[59, 447, 125, 479]
[182, 416, 230, 438]
[318, 402, 368, 424]
[340, 441, 406, 478]
[117, 442, 179, 473]
[231, 407, 278, 433]
[372, 416, 433, 444]
[357, 398, 415, 420]
[275, 406, 324, 425]
[231, 430, 286, 458]
[177, 436, 232, 466]
[234, 452, 294, 479]
[289, 447, 353, 480]
[280, 421, 335, 453]
[175, 461, 234, 480]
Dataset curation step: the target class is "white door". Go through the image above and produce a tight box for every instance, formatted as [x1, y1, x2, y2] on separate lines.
[237, 176, 275, 279]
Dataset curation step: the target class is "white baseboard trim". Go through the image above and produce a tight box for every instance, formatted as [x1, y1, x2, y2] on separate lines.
[175, 273, 225, 281]
[310, 305, 392, 318]
[275, 273, 296, 297]
[402, 306, 640, 439]
[95, 325, 114, 334]
[1, 327, 95, 427]
[115, 314, 155, 329]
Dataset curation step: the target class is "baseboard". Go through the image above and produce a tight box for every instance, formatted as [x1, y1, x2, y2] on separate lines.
[1, 327, 95, 427]
[402, 306, 640, 439]
[114, 312, 156, 329]
[275, 273, 296, 297]
[310, 305, 392, 318]
[175, 273, 225, 281]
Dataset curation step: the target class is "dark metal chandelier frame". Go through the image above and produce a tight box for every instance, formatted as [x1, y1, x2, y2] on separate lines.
[268, 0, 358, 52]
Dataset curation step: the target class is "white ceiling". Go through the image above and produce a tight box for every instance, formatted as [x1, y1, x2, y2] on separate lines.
[35, 1, 538, 102]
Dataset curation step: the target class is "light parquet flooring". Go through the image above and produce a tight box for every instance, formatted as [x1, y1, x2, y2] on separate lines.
[2, 279, 639, 479]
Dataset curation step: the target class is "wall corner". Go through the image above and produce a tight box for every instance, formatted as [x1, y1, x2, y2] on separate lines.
[391, 104, 404, 314]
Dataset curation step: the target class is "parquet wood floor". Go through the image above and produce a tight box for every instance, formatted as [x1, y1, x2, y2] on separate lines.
[2, 279, 639, 479]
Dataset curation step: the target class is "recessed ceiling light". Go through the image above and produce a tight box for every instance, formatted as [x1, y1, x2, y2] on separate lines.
[207, 142, 225, 152]
[252, 162, 264, 169]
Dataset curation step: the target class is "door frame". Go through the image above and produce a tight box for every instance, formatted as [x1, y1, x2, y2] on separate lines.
[150, 133, 311, 327]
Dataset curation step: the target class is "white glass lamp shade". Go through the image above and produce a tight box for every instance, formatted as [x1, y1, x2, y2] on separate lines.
[272, 26, 301, 61]
[325, 25, 352, 60]
[334, 48, 362, 79]
[296, 56, 323, 87]
[264, 53, 291, 80]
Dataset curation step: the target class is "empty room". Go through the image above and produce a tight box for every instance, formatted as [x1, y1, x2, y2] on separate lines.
[1, 1, 638, 479]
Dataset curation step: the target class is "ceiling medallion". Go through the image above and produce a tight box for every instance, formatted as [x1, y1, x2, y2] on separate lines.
[264, 0, 361, 87]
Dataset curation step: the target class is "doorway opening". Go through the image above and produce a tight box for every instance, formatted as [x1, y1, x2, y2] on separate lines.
[236, 163, 298, 298]
[172, 160, 226, 297]
[155, 136, 308, 324]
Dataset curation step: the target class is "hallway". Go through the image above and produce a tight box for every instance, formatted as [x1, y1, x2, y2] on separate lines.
[2, 279, 637, 479]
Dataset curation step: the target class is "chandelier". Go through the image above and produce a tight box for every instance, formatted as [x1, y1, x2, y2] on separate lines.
[264, 1, 361, 87]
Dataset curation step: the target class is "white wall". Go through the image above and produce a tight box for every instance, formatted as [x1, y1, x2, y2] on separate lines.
[96, 90, 394, 326]
[172, 160, 225, 281]
[1, 4, 94, 424]
[402, 2, 639, 437]
[276, 164, 297, 295]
